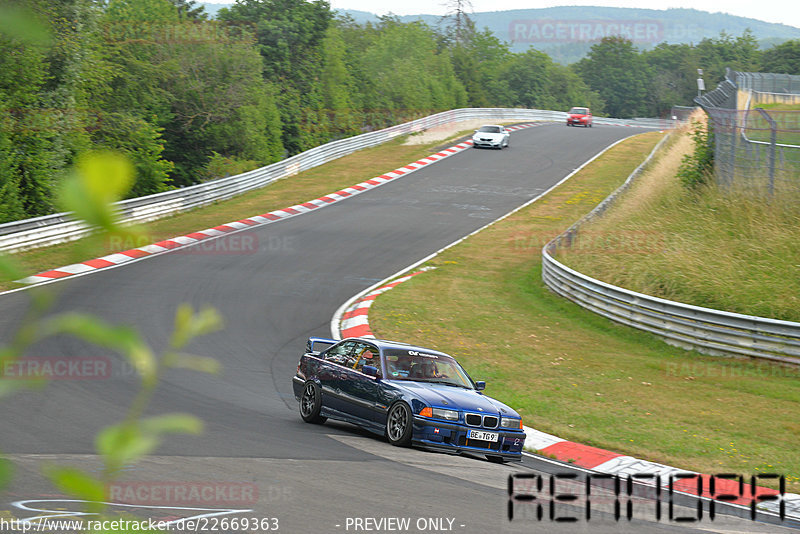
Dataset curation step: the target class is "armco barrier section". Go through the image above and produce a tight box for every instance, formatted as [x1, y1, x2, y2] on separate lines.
[542, 134, 800, 365]
[0, 109, 664, 254]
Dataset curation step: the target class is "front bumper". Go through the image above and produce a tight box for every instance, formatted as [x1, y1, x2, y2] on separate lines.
[412, 416, 525, 459]
[472, 138, 503, 147]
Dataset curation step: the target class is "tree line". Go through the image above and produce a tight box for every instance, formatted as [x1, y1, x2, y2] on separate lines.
[1, 0, 797, 223]
[575, 31, 800, 119]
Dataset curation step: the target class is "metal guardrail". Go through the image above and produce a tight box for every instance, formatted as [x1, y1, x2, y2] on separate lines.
[542, 133, 800, 365]
[0, 108, 664, 254]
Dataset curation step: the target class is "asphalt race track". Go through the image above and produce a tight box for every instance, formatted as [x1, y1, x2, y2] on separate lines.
[0, 123, 793, 533]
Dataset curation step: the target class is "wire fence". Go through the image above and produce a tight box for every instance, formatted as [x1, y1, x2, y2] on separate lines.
[696, 70, 800, 194]
[736, 71, 800, 94]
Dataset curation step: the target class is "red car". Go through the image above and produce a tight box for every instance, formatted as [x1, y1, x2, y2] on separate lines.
[567, 107, 592, 127]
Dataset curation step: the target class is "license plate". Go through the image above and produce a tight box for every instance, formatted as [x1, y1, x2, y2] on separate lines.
[468, 429, 499, 442]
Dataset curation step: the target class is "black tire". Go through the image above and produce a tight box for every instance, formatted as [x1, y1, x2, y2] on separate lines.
[386, 402, 413, 446]
[299, 381, 326, 424]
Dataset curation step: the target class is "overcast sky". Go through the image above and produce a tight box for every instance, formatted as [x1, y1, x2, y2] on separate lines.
[317, 0, 798, 28]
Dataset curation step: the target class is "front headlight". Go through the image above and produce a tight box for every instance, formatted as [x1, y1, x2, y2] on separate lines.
[431, 407, 459, 421]
[500, 417, 522, 429]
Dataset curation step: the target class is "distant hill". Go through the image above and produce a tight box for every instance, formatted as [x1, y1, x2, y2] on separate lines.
[199, 4, 800, 64]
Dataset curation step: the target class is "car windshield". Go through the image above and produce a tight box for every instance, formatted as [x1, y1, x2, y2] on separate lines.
[383, 349, 475, 388]
[569, 108, 588, 115]
[477, 126, 501, 133]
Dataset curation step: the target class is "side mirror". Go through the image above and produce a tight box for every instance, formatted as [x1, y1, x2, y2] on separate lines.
[475, 381, 486, 391]
[363, 365, 379, 378]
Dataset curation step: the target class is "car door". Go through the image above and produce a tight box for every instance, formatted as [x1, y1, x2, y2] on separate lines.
[318, 340, 358, 414]
[337, 342, 383, 424]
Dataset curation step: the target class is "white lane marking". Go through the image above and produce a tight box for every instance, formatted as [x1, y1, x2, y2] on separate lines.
[11, 499, 251, 527]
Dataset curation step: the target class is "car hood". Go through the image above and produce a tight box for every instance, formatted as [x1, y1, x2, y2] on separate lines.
[393, 381, 518, 416]
[568, 114, 588, 118]
[473, 132, 505, 139]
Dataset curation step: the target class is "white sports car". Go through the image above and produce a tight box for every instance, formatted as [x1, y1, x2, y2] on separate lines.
[472, 125, 510, 149]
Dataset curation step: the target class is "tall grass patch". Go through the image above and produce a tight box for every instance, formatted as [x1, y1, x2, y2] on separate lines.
[557, 128, 800, 322]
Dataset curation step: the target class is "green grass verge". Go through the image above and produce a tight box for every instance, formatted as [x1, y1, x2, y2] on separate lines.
[0, 132, 475, 292]
[745, 103, 800, 144]
[369, 130, 800, 491]
[559, 129, 800, 323]
[756, 102, 800, 111]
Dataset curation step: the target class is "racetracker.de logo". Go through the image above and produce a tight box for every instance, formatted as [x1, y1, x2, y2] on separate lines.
[1, 357, 111, 380]
[509, 19, 664, 44]
[106, 232, 264, 256]
[108, 482, 258, 506]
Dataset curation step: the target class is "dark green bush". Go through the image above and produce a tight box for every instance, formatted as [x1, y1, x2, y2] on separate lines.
[677, 120, 715, 189]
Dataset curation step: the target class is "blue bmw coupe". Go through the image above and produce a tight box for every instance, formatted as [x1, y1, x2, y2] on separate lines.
[292, 337, 526, 462]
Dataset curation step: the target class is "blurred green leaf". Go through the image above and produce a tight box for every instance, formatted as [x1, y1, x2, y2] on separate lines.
[0, 256, 23, 284]
[170, 305, 223, 349]
[0, 348, 48, 395]
[162, 352, 220, 374]
[59, 173, 115, 231]
[58, 152, 134, 231]
[0, 457, 13, 489]
[46, 466, 106, 504]
[0, 5, 52, 45]
[77, 151, 134, 205]
[140, 413, 203, 436]
[0, 379, 46, 398]
[97, 415, 202, 472]
[39, 313, 156, 383]
[128, 346, 157, 386]
[96, 423, 157, 473]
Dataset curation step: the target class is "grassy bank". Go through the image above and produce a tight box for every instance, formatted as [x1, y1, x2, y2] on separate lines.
[558, 128, 800, 323]
[0, 132, 473, 292]
[756, 102, 800, 111]
[369, 129, 800, 491]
